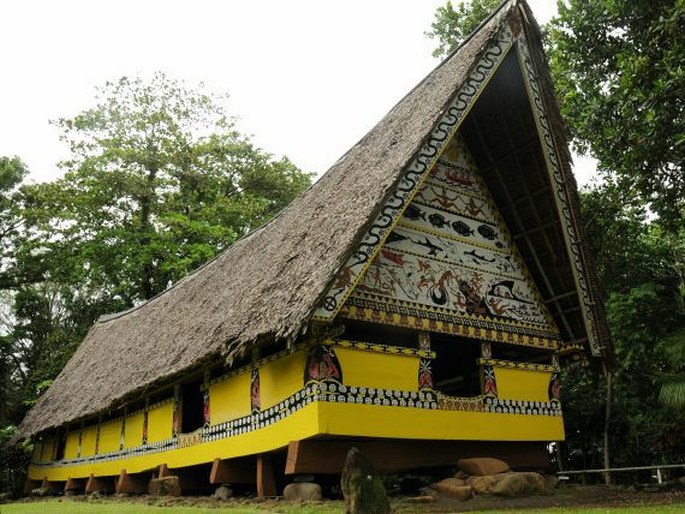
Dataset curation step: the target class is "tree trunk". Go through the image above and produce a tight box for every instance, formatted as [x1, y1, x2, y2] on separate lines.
[603, 368, 613, 485]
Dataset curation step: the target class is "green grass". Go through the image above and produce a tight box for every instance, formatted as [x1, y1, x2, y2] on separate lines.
[3, 500, 684, 514]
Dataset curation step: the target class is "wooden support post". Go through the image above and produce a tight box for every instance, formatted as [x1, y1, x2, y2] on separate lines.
[158, 463, 171, 478]
[85, 473, 115, 494]
[40, 477, 63, 494]
[64, 477, 86, 493]
[116, 469, 148, 494]
[256, 454, 277, 498]
[23, 478, 41, 494]
[210, 457, 257, 484]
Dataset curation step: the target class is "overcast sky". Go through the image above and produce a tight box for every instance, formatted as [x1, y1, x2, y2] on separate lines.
[0, 0, 596, 186]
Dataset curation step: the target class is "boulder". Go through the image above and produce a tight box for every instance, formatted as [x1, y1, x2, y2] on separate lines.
[489, 472, 547, 497]
[543, 474, 559, 491]
[404, 495, 435, 503]
[466, 474, 500, 495]
[0, 492, 13, 502]
[30, 487, 49, 497]
[148, 476, 181, 497]
[283, 482, 322, 501]
[457, 457, 510, 476]
[341, 447, 391, 514]
[432, 478, 473, 501]
[213, 485, 232, 500]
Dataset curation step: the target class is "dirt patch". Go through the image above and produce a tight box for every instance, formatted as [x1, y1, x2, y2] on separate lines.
[7, 484, 685, 512]
[394, 484, 685, 512]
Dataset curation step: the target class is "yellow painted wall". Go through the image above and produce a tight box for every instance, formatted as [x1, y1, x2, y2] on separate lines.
[32, 441, 43, 463]
[64, 430, 80, 459]
[210, 372, 251, 424]
[495, 367, 551, 402]
[124, 411, 144, 448]
[336, 347, 419, 391]
[80, 425, 97, 457]
[260, 351, 307, 409]
[41, 437, 54, 462]
[148, 401, 173, 443]
[320, 401, 564, 441]
[28, 402, 322, 482]
[99, 419, 122, 454]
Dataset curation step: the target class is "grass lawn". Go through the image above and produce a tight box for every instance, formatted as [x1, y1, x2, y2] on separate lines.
[2, 499, 684, 514]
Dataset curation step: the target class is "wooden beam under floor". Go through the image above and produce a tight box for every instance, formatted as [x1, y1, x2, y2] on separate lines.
[256, 454, 277, 498]
[286, 439, 550, 475]
[116, 469, 148, 494]
[85, 473, 115, 494]
[210, 457, 257, 485]
[64, 477, 86, 493]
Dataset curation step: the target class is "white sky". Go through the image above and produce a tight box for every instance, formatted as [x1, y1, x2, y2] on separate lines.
[0, 0, 596, 186]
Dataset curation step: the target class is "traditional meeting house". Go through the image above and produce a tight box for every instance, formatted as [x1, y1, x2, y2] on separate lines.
[17, 0, 611, 497]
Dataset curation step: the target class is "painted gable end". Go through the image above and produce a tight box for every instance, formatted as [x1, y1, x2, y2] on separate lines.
[340, 135, 559, 349]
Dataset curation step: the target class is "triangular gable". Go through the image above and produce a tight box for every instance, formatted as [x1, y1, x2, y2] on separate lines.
[314, 7, 604, 357]
[339, 135, 560, 350]
[313, 20, 516, 320]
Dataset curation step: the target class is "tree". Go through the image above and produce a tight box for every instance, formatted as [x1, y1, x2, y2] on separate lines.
[0, 72, 313, 436]
[425, 0, 501, 58]
[0, 156, 29, 290]
[548, 0, 684, 230]
[21, 72, 312, 306]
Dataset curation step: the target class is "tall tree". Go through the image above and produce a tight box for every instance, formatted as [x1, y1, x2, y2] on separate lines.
[425, 0, 501, 58]
[547, 0, 684, 230]
[22, 72, 312, 306]
[0, 156, 29, 290]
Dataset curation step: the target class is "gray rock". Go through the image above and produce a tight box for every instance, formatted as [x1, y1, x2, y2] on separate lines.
[432, 478, 473, 500]
[148, 476, 181, 497]
[30, 487, 49, 497]
[489, 472, 547, 497]
[283, 482, 322, 501]
[466, 474, 500, 494]
[0, 492, 13, 502]
[213, 485, 232, 500]
[458, 457, 510, 476]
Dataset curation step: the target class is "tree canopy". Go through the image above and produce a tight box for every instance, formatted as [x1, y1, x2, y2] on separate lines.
[548, 0, 684, 230]
[21, 73, 312, 304]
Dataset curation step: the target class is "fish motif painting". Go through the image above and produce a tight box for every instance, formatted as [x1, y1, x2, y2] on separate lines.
[346, 135, 557, 337]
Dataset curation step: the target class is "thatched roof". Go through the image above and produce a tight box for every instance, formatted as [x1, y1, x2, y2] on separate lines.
[17, 0, 610, 440]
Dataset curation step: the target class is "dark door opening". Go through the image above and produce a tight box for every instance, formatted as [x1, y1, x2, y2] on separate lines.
[54, 432, 66, 461]
[431, 335, 481, 397]
[181, 380, 205, 433]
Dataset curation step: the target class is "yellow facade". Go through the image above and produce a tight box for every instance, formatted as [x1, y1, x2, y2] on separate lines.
[99, 418, 122, 454]
[335, 347, 419, 391]
[210, 372, 251, 424]
[29, 343, 564, 482]
[495, 366, 552, 402]
[147, 401, 173, 443]
[260, 352, 307, 409]
[124, 410, 144, 449]
[80, 425, 97, 457]
[64, 429, 79, 460]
